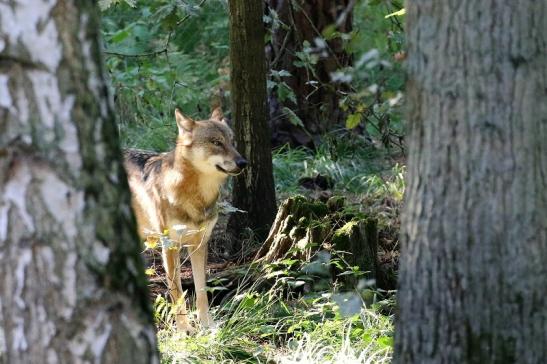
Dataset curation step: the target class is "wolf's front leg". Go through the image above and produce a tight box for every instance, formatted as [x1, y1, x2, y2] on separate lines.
[189, 236, 215, 328]
[162, 246, 195, 334]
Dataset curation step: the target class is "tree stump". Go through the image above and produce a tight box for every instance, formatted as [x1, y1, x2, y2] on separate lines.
[331, 219, 378, 286]
[254, 196, 378, 287]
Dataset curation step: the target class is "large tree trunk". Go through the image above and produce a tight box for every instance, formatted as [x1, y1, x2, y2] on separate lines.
[268, 0, 353, 146]
[0, 2, 158, 363]
[395, 1, 547, 363]
[227, 0, 277, 250]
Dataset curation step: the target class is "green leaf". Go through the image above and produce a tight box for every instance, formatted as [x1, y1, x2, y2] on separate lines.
[111, 29, 130, 43]
[346, 113, 362, 129]
[377, 336, 394, 348]
[283, 107, 304, 128]
[277, 82, 297, 104]
[322, 24, 338, 40]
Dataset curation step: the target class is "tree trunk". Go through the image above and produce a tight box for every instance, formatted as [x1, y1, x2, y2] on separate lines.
[395, 1, 547, 363]
[267, 0, 353, 146]
[0, 2, 158, 363]
[227, 0, 277, 250]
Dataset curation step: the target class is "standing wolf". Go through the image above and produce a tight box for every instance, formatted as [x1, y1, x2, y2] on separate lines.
[124, 107, 247, 333]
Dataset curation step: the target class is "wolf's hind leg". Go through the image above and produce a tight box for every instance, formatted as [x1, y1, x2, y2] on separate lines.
[162, 246, 195, 334]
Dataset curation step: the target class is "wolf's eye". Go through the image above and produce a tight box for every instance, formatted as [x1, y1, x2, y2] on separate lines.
[211, 140, 223, 147]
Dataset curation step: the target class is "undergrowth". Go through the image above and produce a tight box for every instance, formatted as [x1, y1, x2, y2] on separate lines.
[155, 267, 394, 364]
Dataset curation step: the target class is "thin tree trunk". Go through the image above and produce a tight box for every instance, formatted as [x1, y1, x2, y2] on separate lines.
[395, 1, 547, 363]
[268, 0, 353, 146]
[227, 0, 277, 249]
[0, 2, 158, 363]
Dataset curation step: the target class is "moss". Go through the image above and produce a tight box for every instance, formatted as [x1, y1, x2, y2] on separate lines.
[327, 195, 346, 212]
[332, 220, 360, 247]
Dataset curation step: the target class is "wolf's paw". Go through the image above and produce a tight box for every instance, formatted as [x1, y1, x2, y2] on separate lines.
[198, 313, 217, 329]
[176, 318, 196, 335]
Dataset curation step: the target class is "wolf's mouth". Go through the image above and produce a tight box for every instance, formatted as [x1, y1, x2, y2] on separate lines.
[215, 164, 228, 174]
[216, 164, 242, 176]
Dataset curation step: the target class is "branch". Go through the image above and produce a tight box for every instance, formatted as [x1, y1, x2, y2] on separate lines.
[103, 49, 168, 58]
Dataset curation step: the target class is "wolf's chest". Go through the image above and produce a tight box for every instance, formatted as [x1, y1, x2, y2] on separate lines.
[168, 199, 217, 225]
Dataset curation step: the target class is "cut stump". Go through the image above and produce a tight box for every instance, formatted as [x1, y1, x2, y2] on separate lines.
[254, 195, 378, 287]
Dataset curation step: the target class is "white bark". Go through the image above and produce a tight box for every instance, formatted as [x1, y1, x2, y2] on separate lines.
[0, 2, 158, 363]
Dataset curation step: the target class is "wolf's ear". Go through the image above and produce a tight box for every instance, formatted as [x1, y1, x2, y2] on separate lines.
[175, 108, 195, 133]
[210, 106, 224, 122]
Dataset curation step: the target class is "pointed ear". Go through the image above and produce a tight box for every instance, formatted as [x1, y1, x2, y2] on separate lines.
[175, 108, 195, 134]
[210, 106, 224, 122]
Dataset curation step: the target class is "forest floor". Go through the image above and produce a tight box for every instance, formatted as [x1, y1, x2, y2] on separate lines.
[142, 134, 405, 364]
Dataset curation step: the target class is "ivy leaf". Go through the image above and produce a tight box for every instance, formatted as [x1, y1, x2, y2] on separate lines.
[277, 82, 297, 104]
[98, 0, 135, 11]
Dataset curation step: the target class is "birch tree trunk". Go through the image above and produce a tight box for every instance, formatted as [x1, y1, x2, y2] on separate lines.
[0, 2, 158, 363]
[227, 0, 277, 248]
[395, 1, 547, 363]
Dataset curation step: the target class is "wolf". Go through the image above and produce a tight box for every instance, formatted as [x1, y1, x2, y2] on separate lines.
[124, 107, 247, 333]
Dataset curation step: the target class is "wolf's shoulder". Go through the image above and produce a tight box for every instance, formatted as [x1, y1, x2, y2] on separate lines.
[124, 149, 160, 169]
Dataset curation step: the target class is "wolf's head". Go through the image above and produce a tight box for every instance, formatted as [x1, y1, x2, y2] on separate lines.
[174, 107, 248, 176]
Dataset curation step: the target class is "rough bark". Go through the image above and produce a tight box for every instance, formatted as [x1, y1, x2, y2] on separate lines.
[268, 0, 353, 146]
[227, 0, 277, 249]
[395, 1, 547, 363]
[0, 2, 158, 363]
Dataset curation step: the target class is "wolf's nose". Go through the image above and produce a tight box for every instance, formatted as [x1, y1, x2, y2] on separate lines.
[236, 158, 248, 169]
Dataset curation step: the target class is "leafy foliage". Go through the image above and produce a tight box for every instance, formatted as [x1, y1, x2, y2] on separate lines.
[102, 0, 406, 150]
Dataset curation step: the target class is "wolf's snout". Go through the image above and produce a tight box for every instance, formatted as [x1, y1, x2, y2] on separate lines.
[235, 157, 248, 169]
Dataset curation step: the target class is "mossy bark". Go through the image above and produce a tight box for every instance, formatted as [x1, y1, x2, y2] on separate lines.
[332, 219, 378, 285]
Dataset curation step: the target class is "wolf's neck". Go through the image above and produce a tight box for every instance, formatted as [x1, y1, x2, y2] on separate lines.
[166, 157, 225, 208]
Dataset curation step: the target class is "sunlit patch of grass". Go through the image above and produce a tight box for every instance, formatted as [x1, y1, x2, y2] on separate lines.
[272, 132, 396, 197]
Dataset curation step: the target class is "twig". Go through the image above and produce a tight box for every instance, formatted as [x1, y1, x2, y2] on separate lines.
[335, 0, 357, 28]
[176, 0, 208, 26]
[103, 49, 168, 58]
[271, 27, 293, 69]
